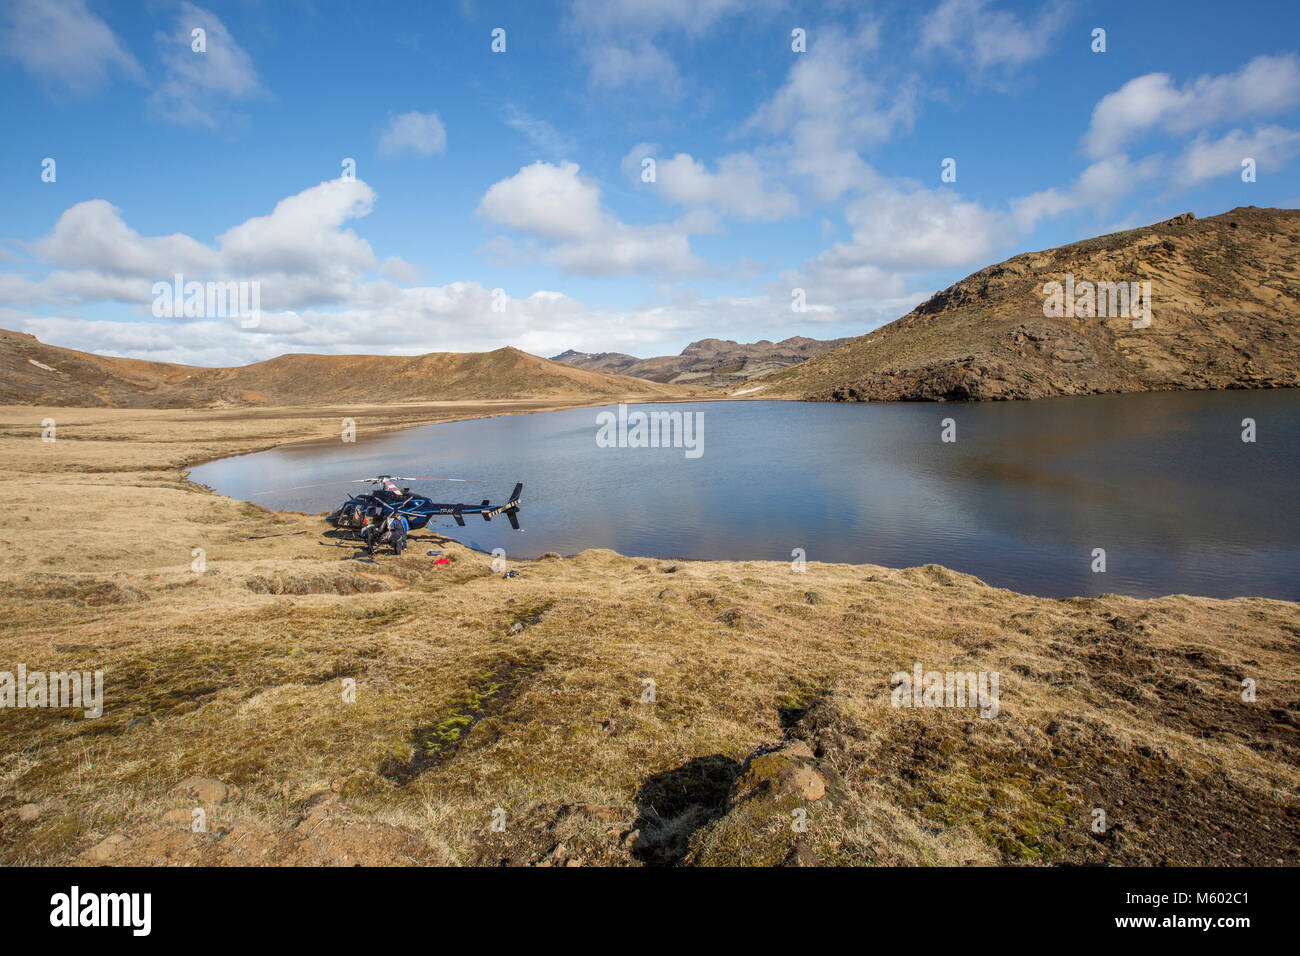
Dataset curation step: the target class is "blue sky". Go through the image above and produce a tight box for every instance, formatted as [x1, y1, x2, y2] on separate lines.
[2, 0, 1298, 366]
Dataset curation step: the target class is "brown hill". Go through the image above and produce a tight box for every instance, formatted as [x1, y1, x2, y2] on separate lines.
[756, 206, 1300, 401]
[551, 335, 852, 389]
[0, 330, 698, 408]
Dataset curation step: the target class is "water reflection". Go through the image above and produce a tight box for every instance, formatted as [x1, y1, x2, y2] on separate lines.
[189, 390, 1300, 600]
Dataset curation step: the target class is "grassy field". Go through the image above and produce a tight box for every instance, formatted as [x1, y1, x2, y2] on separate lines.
[1, 402, 1297, 866]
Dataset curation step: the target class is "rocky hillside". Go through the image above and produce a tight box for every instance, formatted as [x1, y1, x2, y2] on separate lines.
[0, 330, 698, 407]
[757, 206, 1300, 401]
[551, 335, 852, 389]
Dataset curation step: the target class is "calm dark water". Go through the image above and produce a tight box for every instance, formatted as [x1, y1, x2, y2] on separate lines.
[189, 391, 1300, 600]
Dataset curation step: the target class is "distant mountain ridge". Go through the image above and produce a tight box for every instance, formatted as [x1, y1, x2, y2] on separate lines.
[550, 335, 853, 389]
[10, 206, 1294, 409]
[0, 331, 698, 408]
[753, 206, 1300, 401]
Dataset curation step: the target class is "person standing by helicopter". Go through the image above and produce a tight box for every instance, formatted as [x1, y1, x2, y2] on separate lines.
[362, 510, 409, 556]
[386, 511, 409, 555]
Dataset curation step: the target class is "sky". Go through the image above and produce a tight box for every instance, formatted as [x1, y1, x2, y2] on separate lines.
[1, 0, 1298, 367]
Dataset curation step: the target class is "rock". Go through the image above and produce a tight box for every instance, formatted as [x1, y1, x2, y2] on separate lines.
[171, 776, 241, 805]
[508, 621, 524, 635]
[731, 749, 827, 804]
[681, 737, 832, 867]
[782, 739, 815, 760]
[87, 834, 127, 862]
[534, 842, 571, 867]
[657, 587, 678, 600]
[1052, 348, 1089, 363]
[788, 764, 826, 801]
[17, 804, 40, 823]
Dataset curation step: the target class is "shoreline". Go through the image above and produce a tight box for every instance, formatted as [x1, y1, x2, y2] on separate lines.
[2, 399, 1298, 867]
[179, 395, 1299, 606]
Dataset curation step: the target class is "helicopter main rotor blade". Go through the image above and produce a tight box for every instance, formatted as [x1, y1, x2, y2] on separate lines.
[250, 475, 483, 494]
[248, 478, 355, 496]
[347, 476, 479, 483]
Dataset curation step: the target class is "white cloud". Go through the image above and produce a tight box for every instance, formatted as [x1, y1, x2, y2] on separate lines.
[567, 0, 779, 95]
[0, 0, 142, 96]
[0, 170, 707, 345]
[379, 256, 426, 284]
[839, 186, 1003, 271]
[3, 177, 861, 364]
[1085, 54, 1300, 159]
[2, 172, 716, 362]
[478, 161, 606, 241]
[546, 223, 699, 276]
[653, 152, 799, 221]
[478, 161, 702, 275]
[1170, 126, 1300, 187]
[44, 270, 155, 304]
[501, 104, 575, 159]
[149, 2, 262, 126]
[766, 182, 1003, 329]
[567, 0, 752, 36]
[217, 178, 378, 281]
[6, 281, 870, 369]
[1011, 154, 1162, 232]
[918, 0, 1068, 71]
[18, 178, 379, 312]
[746, 28, 914, 201]
[782, 184, 1001, 313]
[0, 273, 57, 306]
[34, 199, 222, 276]
[620, 142, 661, 181]
[585, 38, 683, 97]
[4, 170, 973, 367]
[1003, 54, 1300, 233]
[378, 110, 448, 157]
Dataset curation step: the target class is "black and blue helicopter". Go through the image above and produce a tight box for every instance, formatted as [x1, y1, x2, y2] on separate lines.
[326, 475, 523, 532]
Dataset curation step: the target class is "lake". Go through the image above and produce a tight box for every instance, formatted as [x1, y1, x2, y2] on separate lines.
[188, 390, 1300, 600]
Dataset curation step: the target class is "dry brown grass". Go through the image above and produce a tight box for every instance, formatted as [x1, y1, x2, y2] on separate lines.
[0, 403, 1297, 866]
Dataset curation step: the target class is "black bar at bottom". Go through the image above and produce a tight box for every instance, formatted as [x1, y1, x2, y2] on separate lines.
[0, 865, 1271, 942]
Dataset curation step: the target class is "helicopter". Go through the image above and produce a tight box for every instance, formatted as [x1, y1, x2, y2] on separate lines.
[325, 475, 524, 532]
